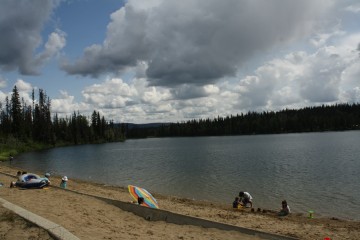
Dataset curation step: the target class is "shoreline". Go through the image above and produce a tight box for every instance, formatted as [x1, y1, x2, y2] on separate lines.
[3, 160, 358, 222]
[1, 164, 360, 239]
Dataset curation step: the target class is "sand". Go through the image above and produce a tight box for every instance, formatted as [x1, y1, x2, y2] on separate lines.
[0, 206, 54, 240]
[0, 164, 359, 240]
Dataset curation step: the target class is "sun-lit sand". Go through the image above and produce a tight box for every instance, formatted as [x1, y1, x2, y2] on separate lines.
[1, 163, 359, 240]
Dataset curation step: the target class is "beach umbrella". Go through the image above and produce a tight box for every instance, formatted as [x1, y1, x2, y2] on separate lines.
[128, 185, 159, 209]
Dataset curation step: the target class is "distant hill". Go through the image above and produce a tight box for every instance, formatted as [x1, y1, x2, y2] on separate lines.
[117, 122, 171, 129]
[122, 103, 360, 138]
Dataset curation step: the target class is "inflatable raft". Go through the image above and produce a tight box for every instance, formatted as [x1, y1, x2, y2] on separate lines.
[15, 173, 50, 189]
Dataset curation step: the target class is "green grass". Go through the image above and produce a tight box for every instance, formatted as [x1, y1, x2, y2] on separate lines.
[0, 139, 52, 161]
[0, 136, 125, 162]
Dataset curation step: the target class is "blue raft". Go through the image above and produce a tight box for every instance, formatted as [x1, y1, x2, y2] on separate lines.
[15, 173, 50, 189]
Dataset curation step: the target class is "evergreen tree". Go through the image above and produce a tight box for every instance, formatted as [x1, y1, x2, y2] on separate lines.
[10, 86, 23, 138]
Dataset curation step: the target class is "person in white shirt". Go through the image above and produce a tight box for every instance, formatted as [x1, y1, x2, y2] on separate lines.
[239, 191, 253, 208]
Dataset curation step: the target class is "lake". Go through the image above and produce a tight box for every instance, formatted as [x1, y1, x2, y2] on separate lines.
[9, 131, 360, 220]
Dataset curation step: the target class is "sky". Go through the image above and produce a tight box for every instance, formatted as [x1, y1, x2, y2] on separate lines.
[0, 0, 359, 124]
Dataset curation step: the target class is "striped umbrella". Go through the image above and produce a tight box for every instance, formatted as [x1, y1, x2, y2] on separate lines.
[128, 185, 159, 209]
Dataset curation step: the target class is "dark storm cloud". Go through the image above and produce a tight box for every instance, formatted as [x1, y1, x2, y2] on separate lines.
[170, 85, 209, 100]
[62, 0, 333, 87]
[0, 0, 55, 75]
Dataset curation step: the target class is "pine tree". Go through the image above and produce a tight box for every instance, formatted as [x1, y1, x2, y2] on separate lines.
[10, 86, 23, 138]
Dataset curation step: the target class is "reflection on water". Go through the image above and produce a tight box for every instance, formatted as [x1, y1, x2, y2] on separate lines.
[12, 131, 360, 220]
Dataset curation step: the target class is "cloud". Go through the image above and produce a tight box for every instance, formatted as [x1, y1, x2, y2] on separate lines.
[0, 76, 7, 102]
[170, 84, 219, 100]
[0, 79, 33, 106]
[0, 0, 61, 75]
[15, 79, 33, 92]
[0, 76, 7, 89]
[14, 79, 35, 103]
[82, 78, 139, 108]
[340, 61, 360, 102]
[234, 52, 305, 109]
[57, 29, 360, 123]
[344, 3, 360, 13]
[141, 86, 171, 104]
[234, 33, 360, 111]
[52, 90, 92, 116]
[309, 22, 345, 48]
[62, 0, 335, 87]
[4, 0, 355, 124]
[34, 29, 67, 66]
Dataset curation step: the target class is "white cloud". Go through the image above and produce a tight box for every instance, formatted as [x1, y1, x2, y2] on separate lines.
[82, 78, 139, 109]
[344, 3, 360, 13]
[141, 86, 171, 104]
[232, 31, 360, 112]
[203, 85, 220, 95]
[62, 0, 336, 88]
[54, 26, 360, 122]
[13, 79, 34, 104]
[15, 79, 33, 92]
[0, 76, 7, 102]
[0, 76, 7, 89]
[309, 22, 345, 48]
[35, 29, 67, 65]
[52, 90, 90, 115]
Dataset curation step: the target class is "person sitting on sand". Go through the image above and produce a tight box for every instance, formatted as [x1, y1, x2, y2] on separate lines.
[130, 197, 145, 205]
[43, 173, 51, 182]
[137, 197, 145, 205]
[278, 200, 291, 216]
[11, 171, 23, 187]
[239, 191, 253, 208]
[36, 173, 51, 187]
[232, 197, 240, 208]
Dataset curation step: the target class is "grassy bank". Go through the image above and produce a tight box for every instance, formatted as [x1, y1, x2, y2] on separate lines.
[0, 137, 125, 161]
[0, 137, 54, 161]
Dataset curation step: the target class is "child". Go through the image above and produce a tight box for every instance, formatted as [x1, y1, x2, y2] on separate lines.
[232, 197, 240, 208]
[60, 176, 68, 189]
[278, 200, 291, 216]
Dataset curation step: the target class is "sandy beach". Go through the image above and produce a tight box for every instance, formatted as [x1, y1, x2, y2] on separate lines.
[0, 164, 359, 240]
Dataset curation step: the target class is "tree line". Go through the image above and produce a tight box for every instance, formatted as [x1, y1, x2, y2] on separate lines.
[125, 103, 360, 138]
[2, 84, 359, 145]
[0, 86, 124, 148]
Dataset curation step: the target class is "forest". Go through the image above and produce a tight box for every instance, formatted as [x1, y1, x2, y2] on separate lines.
[0, 86, 124, 158]
[125, 103, 360, 138]
[1, 85, 360, 157]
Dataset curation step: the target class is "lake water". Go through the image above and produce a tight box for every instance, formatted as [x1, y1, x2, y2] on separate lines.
[9, 131, 360, 220]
